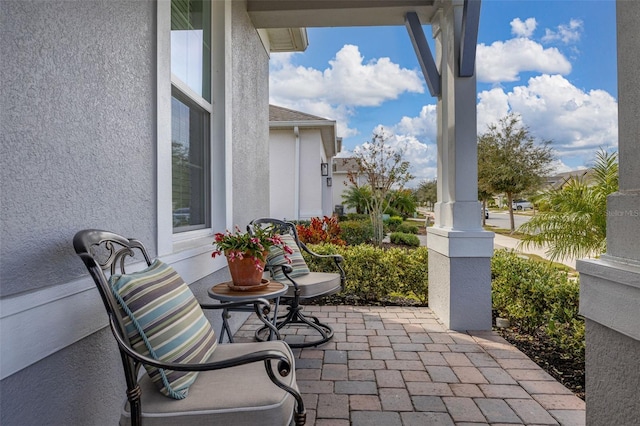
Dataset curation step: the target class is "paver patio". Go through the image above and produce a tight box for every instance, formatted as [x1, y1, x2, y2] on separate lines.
[234, 305, 585, 426]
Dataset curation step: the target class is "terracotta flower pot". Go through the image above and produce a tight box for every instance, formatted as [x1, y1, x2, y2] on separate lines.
[226, 254, 266, 286]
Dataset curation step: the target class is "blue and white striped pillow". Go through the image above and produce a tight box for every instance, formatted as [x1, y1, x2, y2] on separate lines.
[266, 234, 310, 282]
[109, 259, 217, 399]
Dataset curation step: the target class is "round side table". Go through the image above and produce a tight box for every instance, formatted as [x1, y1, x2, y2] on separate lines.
[208, 281, 287, 343]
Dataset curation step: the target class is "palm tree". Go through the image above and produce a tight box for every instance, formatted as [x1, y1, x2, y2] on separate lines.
[518, 150, 618, 260]
[342, 185, 372, 214]
[387, 189, 417, 218]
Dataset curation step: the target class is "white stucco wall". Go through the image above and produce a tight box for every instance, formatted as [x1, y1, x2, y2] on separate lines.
[268, 127, 328, 220]
[331, 171, 354, 215]
[269, 130, 297, 220]
[299, 129, 324, 219]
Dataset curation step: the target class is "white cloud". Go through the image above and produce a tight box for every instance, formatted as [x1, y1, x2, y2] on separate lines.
[394, 105, 438, 143]
[477, 74, 618, 163]
[550, 159, 585, 175]
[511, 17, 537, 38]
[350, 126, 438, 184]
[269, 45, 424, 137]
[373, 73, 618, 183]
[477, 38, 572, 83]
[542, 19, 583, 44]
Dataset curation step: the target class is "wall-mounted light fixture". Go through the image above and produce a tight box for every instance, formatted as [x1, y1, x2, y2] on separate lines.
[321, 162, 329, 176]
[326, 177, 332, 187]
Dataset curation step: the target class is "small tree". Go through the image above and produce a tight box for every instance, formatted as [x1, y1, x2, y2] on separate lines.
[341, 185, 372, 214]
[387, 189, 417, 218]
[518, 150, 618, 260]
[415, 179, 437, 210]
[348, 130, 414, 246]
[478, 114, 554, 232]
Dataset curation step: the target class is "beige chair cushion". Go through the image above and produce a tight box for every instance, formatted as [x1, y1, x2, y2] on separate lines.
[120, 340, 298, 426]
[282, 272, 341, 299]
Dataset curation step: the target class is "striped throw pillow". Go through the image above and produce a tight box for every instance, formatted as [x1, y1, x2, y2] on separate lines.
[109, 259, 217, 399]
[266, 234, 310, 282]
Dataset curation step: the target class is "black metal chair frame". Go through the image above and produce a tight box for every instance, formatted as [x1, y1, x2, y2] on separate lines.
[248, 218, 346, 348]
[73, 229, 305, 426]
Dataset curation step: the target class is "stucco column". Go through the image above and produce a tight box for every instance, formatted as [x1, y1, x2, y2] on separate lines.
[427, 0, 493, 331]
[577, 1, 640, 423]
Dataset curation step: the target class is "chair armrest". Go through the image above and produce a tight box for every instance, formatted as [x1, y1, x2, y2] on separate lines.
[107, 314, 305, 421]
[107, 314, 293, 374]
[298, 242, 346, 286]
[299, 241, 343, 263]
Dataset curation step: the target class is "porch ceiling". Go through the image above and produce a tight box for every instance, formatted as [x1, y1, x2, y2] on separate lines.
[247, 0, 437, 28]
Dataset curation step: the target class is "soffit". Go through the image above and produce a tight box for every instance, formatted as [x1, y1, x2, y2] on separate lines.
[247, 0, 438, 28]
[264, 27, 308, 52]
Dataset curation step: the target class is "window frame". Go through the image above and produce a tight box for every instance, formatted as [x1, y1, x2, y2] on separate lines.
[157, 0, 228, 256]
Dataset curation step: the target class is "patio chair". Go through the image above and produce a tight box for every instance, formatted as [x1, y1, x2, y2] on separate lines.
[73, 229, 305, 426]
[248, 218, 346, 348]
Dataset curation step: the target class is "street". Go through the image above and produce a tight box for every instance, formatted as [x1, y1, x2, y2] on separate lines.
[485, 210, 531, 230]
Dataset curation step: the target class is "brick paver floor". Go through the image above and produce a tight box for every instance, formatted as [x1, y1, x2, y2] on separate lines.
[234, 305, 585, 426]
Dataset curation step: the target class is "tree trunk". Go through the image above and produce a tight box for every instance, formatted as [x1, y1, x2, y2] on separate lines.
[506, 193, 515, 233]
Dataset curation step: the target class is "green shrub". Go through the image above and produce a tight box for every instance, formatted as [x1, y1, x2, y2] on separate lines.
[491, 250, 584, 360]
[344, 213, 369, 222]
[546, 277, 584, 358]
[339, 220, 374, 245]
[385, 216, 403, 231]
[303, 244, 428, 303]
[396, 223, 419, 234]
[390, 232, 420, 247]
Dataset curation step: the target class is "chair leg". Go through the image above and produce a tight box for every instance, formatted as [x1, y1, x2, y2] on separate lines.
[126, 385, 142, 426]
[256, 303, 334, 348]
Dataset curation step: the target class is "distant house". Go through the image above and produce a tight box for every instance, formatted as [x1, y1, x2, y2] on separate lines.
[332, 157, 362, 215]
[268, 105, 341, 220]
[544, 168, 594, 190]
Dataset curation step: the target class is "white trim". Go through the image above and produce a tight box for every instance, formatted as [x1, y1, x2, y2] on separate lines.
[224, 0, 234, 229]
[269, 120, 336, 129]
[171, 75, 214, 114]
[294, 126, 300, 220]
[256, 28, 271, 55]
[578, 257, 640, 341]
[157, 0, 173, 256]
[0, 248, 227, 380]
[426, 227, 494, 258]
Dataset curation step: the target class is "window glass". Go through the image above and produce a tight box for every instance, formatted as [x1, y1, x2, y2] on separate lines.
[171, 0, 212, 234]
[171, 92, 210, 232]
[171, 0, 211, 102]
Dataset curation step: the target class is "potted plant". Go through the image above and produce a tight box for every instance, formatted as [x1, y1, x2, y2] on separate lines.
[212, 226, 292, 286]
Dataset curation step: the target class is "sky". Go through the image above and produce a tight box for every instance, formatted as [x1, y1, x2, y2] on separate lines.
[268, 0, 618, 186]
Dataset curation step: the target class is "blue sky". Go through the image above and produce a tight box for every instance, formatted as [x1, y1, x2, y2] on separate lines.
[269, 0, 618, 185]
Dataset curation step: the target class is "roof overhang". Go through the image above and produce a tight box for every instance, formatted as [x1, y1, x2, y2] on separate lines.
[247, 0, 438, 28]
[270, 120, 339, 157]
[262, 27, 308, 52]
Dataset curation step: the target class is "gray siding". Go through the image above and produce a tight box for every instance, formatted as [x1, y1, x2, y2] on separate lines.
[231, 0, 271, 226]
[585, 320, 640, 425]
[1, 1, 269, 423]
[0, 0, 157, 297]
[1, 1, 156, 424]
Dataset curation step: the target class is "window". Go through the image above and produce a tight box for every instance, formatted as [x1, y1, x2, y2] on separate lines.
[171, 0, 212, 233]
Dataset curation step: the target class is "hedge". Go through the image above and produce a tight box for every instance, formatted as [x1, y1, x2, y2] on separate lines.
[389, 232, 420, 247]
[491, 250, 584, 360]
[304, 243, 429, 304]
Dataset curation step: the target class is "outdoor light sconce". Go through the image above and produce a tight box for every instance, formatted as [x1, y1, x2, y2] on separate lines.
[321, 162, 329, 176]
[326, 177, 332, 187]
